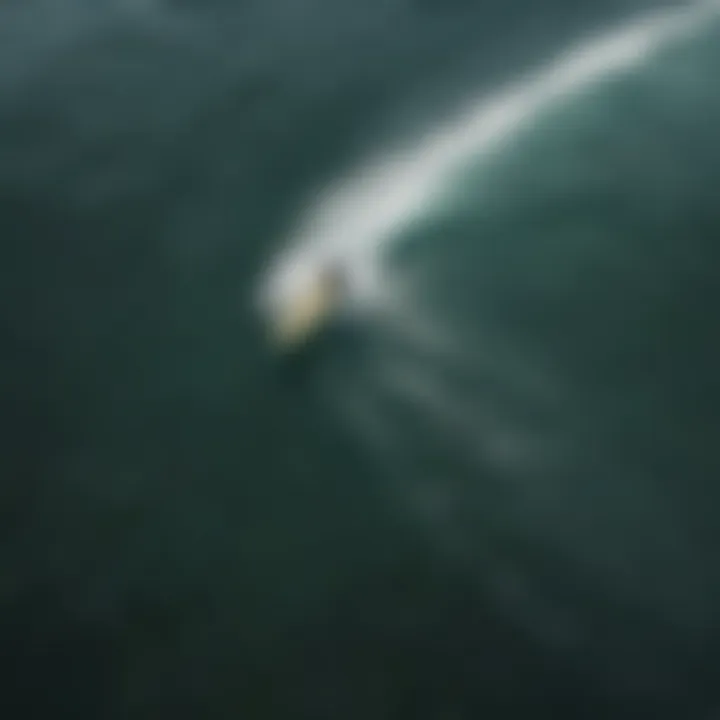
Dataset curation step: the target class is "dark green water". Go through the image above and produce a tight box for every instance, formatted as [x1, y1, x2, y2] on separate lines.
[2, 1, 720, 718]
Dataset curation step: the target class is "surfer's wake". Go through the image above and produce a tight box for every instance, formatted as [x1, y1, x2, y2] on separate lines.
[256, 0, 720, 646]
[256, 0, 718, 353]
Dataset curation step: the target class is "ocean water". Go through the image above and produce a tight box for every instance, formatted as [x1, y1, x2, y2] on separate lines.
[2, 1, 720, 718]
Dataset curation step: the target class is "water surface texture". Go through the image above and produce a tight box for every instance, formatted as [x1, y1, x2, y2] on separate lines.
[2, 1, 720, 718]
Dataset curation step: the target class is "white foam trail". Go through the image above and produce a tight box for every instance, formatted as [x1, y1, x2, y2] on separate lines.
[258, 0, 718, 314]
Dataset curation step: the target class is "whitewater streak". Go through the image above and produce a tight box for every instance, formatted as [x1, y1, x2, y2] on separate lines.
[258, 0, 718, 320]
[255, 1, 720, 643]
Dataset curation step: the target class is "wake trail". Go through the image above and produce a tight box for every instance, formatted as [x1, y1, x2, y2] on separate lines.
[259, 0, 719, 315]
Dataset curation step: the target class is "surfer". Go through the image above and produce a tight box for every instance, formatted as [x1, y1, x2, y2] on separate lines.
[267, 260, 349, 351]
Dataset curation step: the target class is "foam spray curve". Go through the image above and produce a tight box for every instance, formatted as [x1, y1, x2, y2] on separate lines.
[257, 0, 719, 321]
